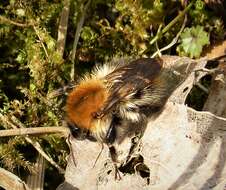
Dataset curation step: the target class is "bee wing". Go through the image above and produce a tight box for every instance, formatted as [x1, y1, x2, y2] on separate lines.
[99, 58, 163, 116]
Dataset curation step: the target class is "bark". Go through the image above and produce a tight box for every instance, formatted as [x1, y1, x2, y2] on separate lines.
[203, 61, 226, 117]
[26, 154, 45, 190]
[0, 167, 30, 190]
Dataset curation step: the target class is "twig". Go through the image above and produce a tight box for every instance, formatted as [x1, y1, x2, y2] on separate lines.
[10, 115, 65, 174]
[149, 2, 192, 45]
[151, 15, 187, 58]
[153, 24, 163, 57]
[0, 15, 32, 27]
[24, 136, 65, 174]
[0, 113, 65, 174]
[33, 25, 50, 62]
[154, 41, 161, 57]
[57, 0, 70, 57]
[0, 127, 69, 137]
[195, 68, 221, 75]
[70, 0, 91, 80]
[195, 82, 209, 94]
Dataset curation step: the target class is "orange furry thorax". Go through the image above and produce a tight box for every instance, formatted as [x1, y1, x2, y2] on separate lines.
[66, 79, 109, 130]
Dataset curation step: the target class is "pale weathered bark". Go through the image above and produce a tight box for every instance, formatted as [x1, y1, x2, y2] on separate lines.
[26, 154, 45, 190]
[0, 167, 30, 190]
[60, 103, 226, 190]
[203, 61, 226, 117]
[57, 0, 70, 57]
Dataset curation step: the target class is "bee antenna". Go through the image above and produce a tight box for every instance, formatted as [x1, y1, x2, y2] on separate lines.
[92, 143, 104, 168]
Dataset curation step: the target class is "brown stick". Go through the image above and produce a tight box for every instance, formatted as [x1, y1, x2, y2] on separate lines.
[57, 0, 70, 57]
[0, 127, 69, 137]
[0, 16, 32, 27]
[0, 113, 66, 173]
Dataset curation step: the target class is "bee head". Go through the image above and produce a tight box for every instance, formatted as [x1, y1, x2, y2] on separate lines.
[66, 79, 112, 141]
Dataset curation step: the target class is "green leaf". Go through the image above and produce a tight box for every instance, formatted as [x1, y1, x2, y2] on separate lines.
[177, 26, 209, 58]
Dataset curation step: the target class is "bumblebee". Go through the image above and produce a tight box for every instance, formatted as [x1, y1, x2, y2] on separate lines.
[66, 56, 190, 145]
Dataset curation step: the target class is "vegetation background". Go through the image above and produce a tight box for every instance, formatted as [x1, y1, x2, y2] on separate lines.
[0, 0, 225, 189]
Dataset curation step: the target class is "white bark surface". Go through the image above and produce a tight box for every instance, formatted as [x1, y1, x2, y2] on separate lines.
[60, 103, 226, 190]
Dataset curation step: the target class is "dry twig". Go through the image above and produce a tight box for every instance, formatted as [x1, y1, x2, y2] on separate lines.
[57, 0, 70, 57]
[0, 113, 65, 174]
[0, 126, 68, 137]
[151, 15, 187, 58]
[0, 16, 33, 27]
[33, 25, 50, 62]
[70, 0, 91, 80]
[149, 3, 192, 45]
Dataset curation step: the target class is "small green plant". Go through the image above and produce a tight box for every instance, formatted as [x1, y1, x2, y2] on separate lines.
[177, 25, 209, 58]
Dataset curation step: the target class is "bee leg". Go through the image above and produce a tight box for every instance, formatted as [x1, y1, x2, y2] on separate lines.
[105, 115, 120, 144]
[108, 145, 122, 180]
[114, 163, 122, 180]
[106, 116, 122, 179]
[106, 123, 116, 144]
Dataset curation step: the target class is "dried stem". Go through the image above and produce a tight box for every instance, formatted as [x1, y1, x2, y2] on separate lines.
[151, 15, 187, 58]
[150, 2, 192, 45]
[0, 126, 69, 137]
[24, 136, 65, 174]
[57, 0, 70, 57]
[70, 0, 91, 80]
[0, 113, 65, 173]
[195, 82, 209, 94]
[0, 15, 33, 27]
[33, 25, 50, 62]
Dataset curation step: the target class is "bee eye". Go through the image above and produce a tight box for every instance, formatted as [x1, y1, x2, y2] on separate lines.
[67, 122, 81, 138]
[92, 111, 103, 119]
[67, 121, 97, 142]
